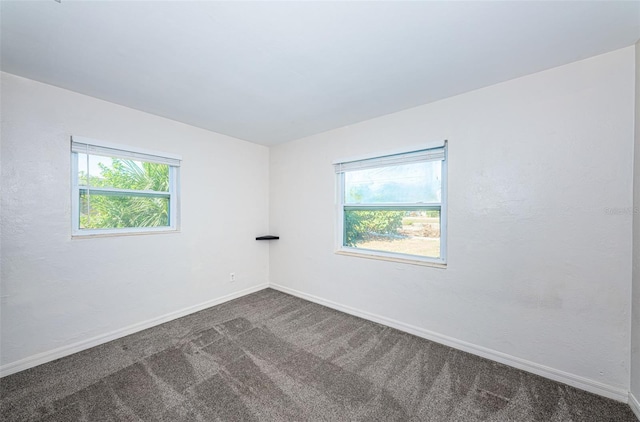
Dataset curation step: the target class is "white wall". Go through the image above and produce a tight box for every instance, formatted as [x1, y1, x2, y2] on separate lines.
[269, 47, 635, 397]
[631, 41, 640, 410]
[0, 72, 270, 369]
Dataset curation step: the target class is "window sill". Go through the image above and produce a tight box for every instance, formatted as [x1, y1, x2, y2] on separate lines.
[335, 249, 447, 268]
[72, 229, 180, 239]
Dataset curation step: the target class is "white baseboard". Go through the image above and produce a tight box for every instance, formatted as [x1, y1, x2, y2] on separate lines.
[269, 283, 630, 403]
[0, 283, 269, 378]
[629, 392, 640, 421]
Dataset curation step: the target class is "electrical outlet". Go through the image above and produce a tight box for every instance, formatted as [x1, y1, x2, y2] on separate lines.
[230, 273, 236, 282]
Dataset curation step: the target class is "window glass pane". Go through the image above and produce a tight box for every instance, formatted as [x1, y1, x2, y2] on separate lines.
[344, 160, 441, 204]
[344, 209, 440, 259]
[77, 153, 88, 186]
[80, 191, 169, 229]
[86, 154, 169, 192]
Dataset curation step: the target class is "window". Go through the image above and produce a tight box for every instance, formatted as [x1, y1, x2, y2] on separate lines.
[335, 143, 447, 265]
[71, 137, 181, 236]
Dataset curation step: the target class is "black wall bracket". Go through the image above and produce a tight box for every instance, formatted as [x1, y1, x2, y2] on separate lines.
[256, 235, 279, 240]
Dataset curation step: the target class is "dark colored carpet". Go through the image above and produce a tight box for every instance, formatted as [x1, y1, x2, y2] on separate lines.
[0, 288, 636, 421]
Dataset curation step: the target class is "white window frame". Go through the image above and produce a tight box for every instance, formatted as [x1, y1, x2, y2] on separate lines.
[334, 142, 447, 267]
[71, 136, 181, 237]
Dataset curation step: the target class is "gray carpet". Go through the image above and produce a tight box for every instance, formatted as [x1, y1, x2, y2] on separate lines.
[0, 288, 636, 421]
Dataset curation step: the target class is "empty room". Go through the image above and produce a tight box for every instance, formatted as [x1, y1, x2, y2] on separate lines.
[1, 1, 640, 421]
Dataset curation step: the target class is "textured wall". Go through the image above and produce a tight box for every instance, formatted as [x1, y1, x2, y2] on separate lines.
[0, 72, 270, 367]
[269, 47, 635, 393]
[631, 41, 640, 407]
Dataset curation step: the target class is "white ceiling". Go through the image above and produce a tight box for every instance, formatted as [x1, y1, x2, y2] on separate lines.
[2, 1, 639, 146]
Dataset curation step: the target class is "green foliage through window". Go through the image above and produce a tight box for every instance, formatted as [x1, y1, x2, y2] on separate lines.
[79, 158, 171, 229]
[344, 210, 405, 246]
